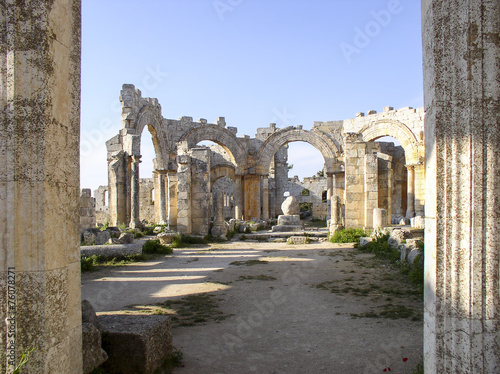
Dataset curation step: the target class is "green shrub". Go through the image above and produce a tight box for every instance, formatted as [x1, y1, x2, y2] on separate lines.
[330, 228, 369, 244]
[81, 254, 147, 271]
[142, 239, 173, 254]
[171, 233, 207, 248]
[358, 233, 400, 262]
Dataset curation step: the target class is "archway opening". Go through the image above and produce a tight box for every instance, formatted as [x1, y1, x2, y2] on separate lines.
[138, 126, 159, 224]
[271, 142, 328, 220]
[374, 135, 408, 224]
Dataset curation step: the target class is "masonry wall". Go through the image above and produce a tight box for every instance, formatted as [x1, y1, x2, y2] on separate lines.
[287, 176, 328, 219]
[80, 189, 96, 232]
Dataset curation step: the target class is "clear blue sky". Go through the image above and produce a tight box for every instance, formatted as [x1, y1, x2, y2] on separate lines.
[81, 0, 423, 191]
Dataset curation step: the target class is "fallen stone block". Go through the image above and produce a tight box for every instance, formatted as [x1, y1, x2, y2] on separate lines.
[82, 322, 108, 374]
[359, 237, 373, 247]
[98, 314, 173, 374]
[158, 232, 176, 245]
[287, 236, 308, 244]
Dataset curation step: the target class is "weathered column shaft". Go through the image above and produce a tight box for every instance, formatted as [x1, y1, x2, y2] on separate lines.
[167, 172, 178, 230]
[406, 165, 415, 219]
[0, 1, 83, 372]
[234, 176, 243, 220]
[364, 153, 378, 228]
[423, 0, 500, 372]
[326, 173, 333, 218]
[243, 175, 261, 221]
[157, 172, 167, 224]
[414, 163, 425, 217]
[129, 155, 142, 228]
[262, 176, 269, 220]
[176, 155, 192, 234]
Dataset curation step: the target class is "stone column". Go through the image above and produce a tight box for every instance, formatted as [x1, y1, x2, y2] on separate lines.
[157, 172, 167, 224]
[176, 155, 192, 234]
[243, 175, 261, 221]
[234, 176, 242, 220]
[414, 163, 425, 217]
[211, 190, 228, 239]
[326, 173, 333, 218]
[167, 172, 178, 230]
[364, 153, 378, 228]
[0, 1, 83, 372]
[405, 164, 415, 219]
[129, 155, 142, 228]
[423, 1, 500, 372]
[262, 176, 270, 220]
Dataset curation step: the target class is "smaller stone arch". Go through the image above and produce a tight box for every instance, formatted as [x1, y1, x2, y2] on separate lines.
[128, 105, 169, 169]
[177, 124, 248, 173]
[360, 119, 419, 163]
[211, 164, 236, 186]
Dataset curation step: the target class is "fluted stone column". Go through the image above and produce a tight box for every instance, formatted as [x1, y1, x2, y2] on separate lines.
[129, 155, 142, 228]
[0, 1, 83, 372]
[262, 176, 269, 220]
[423, 0, 500, 372]
[405, 164, 415, 219]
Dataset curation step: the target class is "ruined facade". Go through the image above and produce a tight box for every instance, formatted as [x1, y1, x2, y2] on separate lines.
[101, 86, 425, 236]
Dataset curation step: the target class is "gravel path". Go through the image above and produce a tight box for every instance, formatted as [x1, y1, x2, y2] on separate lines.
[82, 240, 423, 374]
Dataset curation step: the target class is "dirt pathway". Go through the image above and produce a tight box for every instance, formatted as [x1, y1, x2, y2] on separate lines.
[82, 241, 423, 374]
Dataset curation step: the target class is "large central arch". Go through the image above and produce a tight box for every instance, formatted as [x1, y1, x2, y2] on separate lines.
[177, 124, 248, 173]
[256, 127, 341, 174]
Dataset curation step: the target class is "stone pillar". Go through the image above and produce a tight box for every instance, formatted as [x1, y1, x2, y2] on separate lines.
[234, 176, 243, 220]
[129, 155, 142, 228]
[211, 190, 228, 239]
[405, 165, 415, 219]
[414, 163, 425, 217]
[372, 208, 388, 229]
[189, 148, 211, 235]
[176, 155, 192, 234]
[326, 173, 333, 218]
[344, 134, 365, 228]
[364, 153, 378, 228]
[167, 172, 178, 230]
[243, 174, 261, 221]
[0, 1, 83, 372]
[157, 172, 167, 224]
[423, 1, 500, 372]
[262, 176, 270, 220]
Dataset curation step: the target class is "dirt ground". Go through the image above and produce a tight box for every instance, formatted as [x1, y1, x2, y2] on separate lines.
[81, 240, 423, 374]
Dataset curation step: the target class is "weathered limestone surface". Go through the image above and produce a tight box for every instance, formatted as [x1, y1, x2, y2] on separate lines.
[99, 314, 173, 374]
[423, 0, 500, 372]
[0, 1, 83, 372]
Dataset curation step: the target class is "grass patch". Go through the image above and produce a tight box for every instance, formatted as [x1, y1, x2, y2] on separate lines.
[153, 294, 230, 327]
[351, 304, 422, 321]
[142, 239, 173, 254]
[80, 254, 149, 272]
[237, 275, 277, 281]
[229, 260, 269, 266]
[330, 228, 369, 244]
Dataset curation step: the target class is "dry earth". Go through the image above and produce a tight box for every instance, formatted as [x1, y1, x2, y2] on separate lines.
[81, 240, 423, 374]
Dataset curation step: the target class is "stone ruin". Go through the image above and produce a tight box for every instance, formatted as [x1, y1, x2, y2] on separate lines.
[1, 1, 499, 373]
[89, 87, 425, 237]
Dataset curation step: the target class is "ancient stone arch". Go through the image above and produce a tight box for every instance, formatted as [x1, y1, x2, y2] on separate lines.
[177, 124, 247, 172]
[256, 127, 340, 175]
[359, 119, 420, 163]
